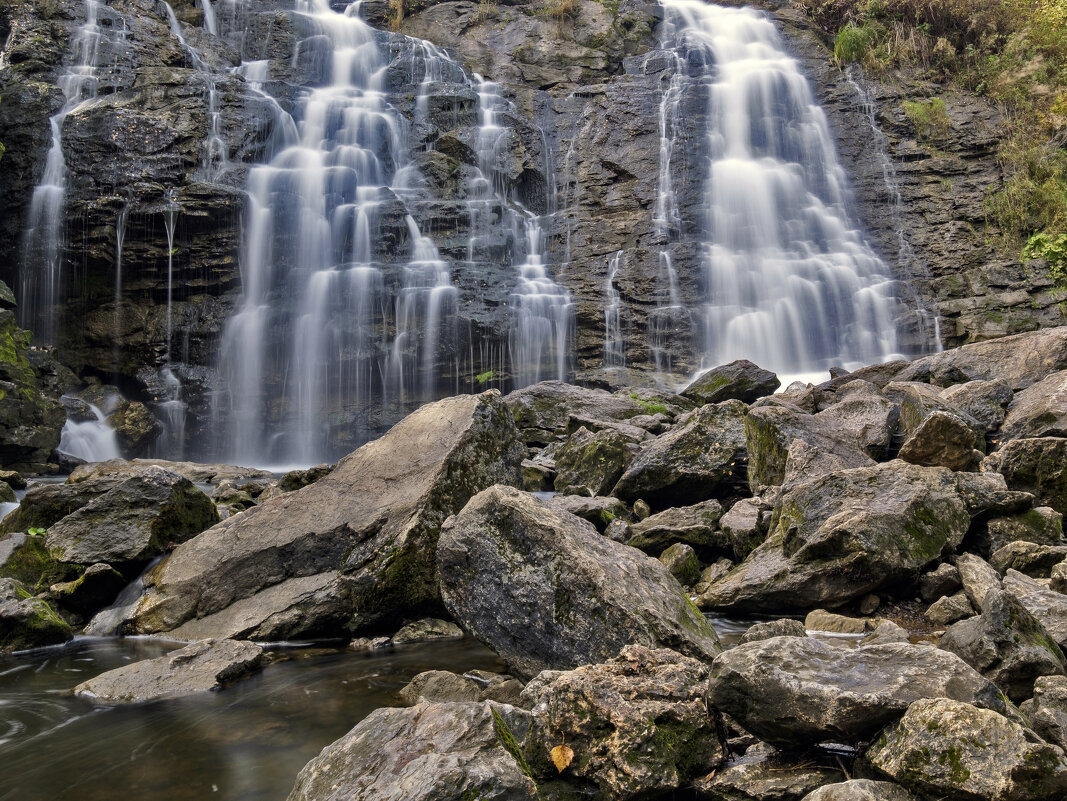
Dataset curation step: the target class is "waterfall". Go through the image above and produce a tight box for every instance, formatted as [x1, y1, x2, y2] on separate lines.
[57, 401, 121, 463]
[112, 202, 129, 378]
[659, 0, 908, 379]
[215, 0, 460, 465]
[604, 251, 625, 369]
[19, 0, 128, 342]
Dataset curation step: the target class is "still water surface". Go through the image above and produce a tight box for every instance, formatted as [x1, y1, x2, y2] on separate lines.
[0, 636, 507, 801]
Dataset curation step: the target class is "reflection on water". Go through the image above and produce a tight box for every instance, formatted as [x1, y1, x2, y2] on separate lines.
[0, 636, 506, 801]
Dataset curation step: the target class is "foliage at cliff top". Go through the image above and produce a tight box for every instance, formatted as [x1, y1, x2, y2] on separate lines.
[798, 0, 1067, 279]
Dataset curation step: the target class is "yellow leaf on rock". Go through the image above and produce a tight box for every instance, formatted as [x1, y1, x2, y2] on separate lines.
[550, 744, 574, 773]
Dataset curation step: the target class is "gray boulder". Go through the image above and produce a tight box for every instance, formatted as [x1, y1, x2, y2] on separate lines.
[544, 494, 629, 533]
[983, 507, 1064, 559]
[48, 562, 126, 616]
[720, 497, 769, 559]
[743, 400, 873, 489]
[1004, 569, 1067, 648]
[553, 426, 636, 497]
[940, 588, 1066, 703]
[505, 381, 647, 446]
[694, 755, 842, 800]
[814, 379, 899, 460]
[1020, 675, 1067, 752]
[73, 638, 264, 703]
[0, 577, 72, 652]
[708, 636, 1007, 747]
[893, 326, 1067, 390]
[68, 458, 273, 486]
[885, 381, 985, 444]
[626, 499, 727, 554]
[991, 541, 1067, 578]
[612, 400, 748, 508]
[801, 779, 919, 801]
[940, 378, 1014, 433]
[926, 591, 975, 626]
[920, 562, 961, 603]
[46, 466, 219, 566]
[397, 670, 481, 705]
[983, 437, 1067, 514]
[682, 359, 780, 404]
[955, 552, 1003, 611]
[0, 477, 123, 535]
[897, 410, 982, 472]
[700, 462, 969, 612]
[521, 646, 723, 799]
[125, 392, 524, 640]
[739, 618, 807, 644]
[1000, 370, 1067, 441]
[867, 698, 1067, 801]
[658, 543, 700, 586]
[286, 701, 537, 801]
[437, 485, 721, 678]
[391, 618, 464, 644]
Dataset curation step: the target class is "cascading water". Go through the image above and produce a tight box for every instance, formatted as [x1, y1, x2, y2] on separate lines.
[658, 0, 909, 379]
[216, 0, 461, 464]
[57, 401, 121, 463]
[19, 0, 128, 342]
[604, 250, 625, 369]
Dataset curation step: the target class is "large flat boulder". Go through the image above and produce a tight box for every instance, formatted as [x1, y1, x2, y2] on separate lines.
[0, 477, 123, 535]
[867, 698, 1067, 801]
[68, 458, 273, 485]
[700, 461, 969, 612]
[504, 381, 648, 445]
[287, 701, 537, 801]
[46, 466, 219, 566]
[521, 646, 723, 799]
[124, 392, 524, 639]
[709, 636, 1008, 747]
[893, 326, 1067, 390]
[437, 485, 721, 678]
[73, 638, 264, 703]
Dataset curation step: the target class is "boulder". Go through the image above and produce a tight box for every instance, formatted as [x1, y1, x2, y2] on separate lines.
[504, 381, 647, 445]
[991, 541, 1067, 578]
[1053, 562, 1067, 593]
[125, 392, 525, 639]
[48, 562, 126, 616]
[743, 400, 873, 489]
[897, 410, 982, 472]
[867, 698, 1067, 801]
[1004, 569, 1067, 648]
[46, 466, 219, 566]
[893, 326, 1067, 390]
[553, 426, 636, 497]
[927, 591, 975, 626]
[1020, 675, 1067, 752]
[700, 462, 969, 612]
[391, 618, 464, 644]
[720, 497, 769, 559]
[885, 381, 986, 448]
[983, 507, 1064, 559]
[708, 636, 1007, 747]
[983, 438, 1067, 514]
[544, 494, 629, 533]
[107, 400, 162, 457]
[0, 477, 123, 535]
[693, 755, 842, 800]
[801, 779, 920, 801]
[658, 543, 700, 586]
[692, 558, 733, 594]
[955, 470, 1035, 518]
[68, 458, 273, 485]
[397, 670, 481, 705]
[612, 400, 748, 508]
[0, 470, 26, 490]
[1000, 370, 1067, 441]
[940, 588, 1066, 703]
[0, 577, 72, 652]
[521, 646, 723, 799]
[682, 359, 780, 404]
[277, 464, 331, 492]
[437, 485, 721, 678]
[920, 562, 962, 603]
[814, 379, 899, 460]
[805, 609, 871, 634]
[738, 618, 807, 644]
[73, 638, 264, 703]
[626, 499, 727, 554]
[864, 619, 910, 645]
[286, 701, 538, 801]
[955, 552, 1003, 611]
[940, 379, 1014, 434]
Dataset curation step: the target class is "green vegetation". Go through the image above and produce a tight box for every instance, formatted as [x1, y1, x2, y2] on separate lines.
[628, 392, 669, 415]
[475, 369, 494, 385]
[801, 0, 1067, 284]
[541, 0, 579, 21]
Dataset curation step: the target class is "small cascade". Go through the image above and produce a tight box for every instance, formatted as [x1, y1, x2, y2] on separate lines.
[216, 0, 460, 464]
[112, 202, 130, 377]
[469, 76, 572, 386]
[162, 192, 179, 360]
[83, 556, 164, 636]
[162, 2, 229, 181]
[153, 368, 187, 461]
[20, 0, 128, 341]
[57, 401, 121, 463]
[603, 250, 625, 369]
[658, 0, 911, 378]
[199, 0, 219, 35]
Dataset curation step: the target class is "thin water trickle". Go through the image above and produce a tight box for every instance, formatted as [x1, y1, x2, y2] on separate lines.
[604, 250, 625, 369]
